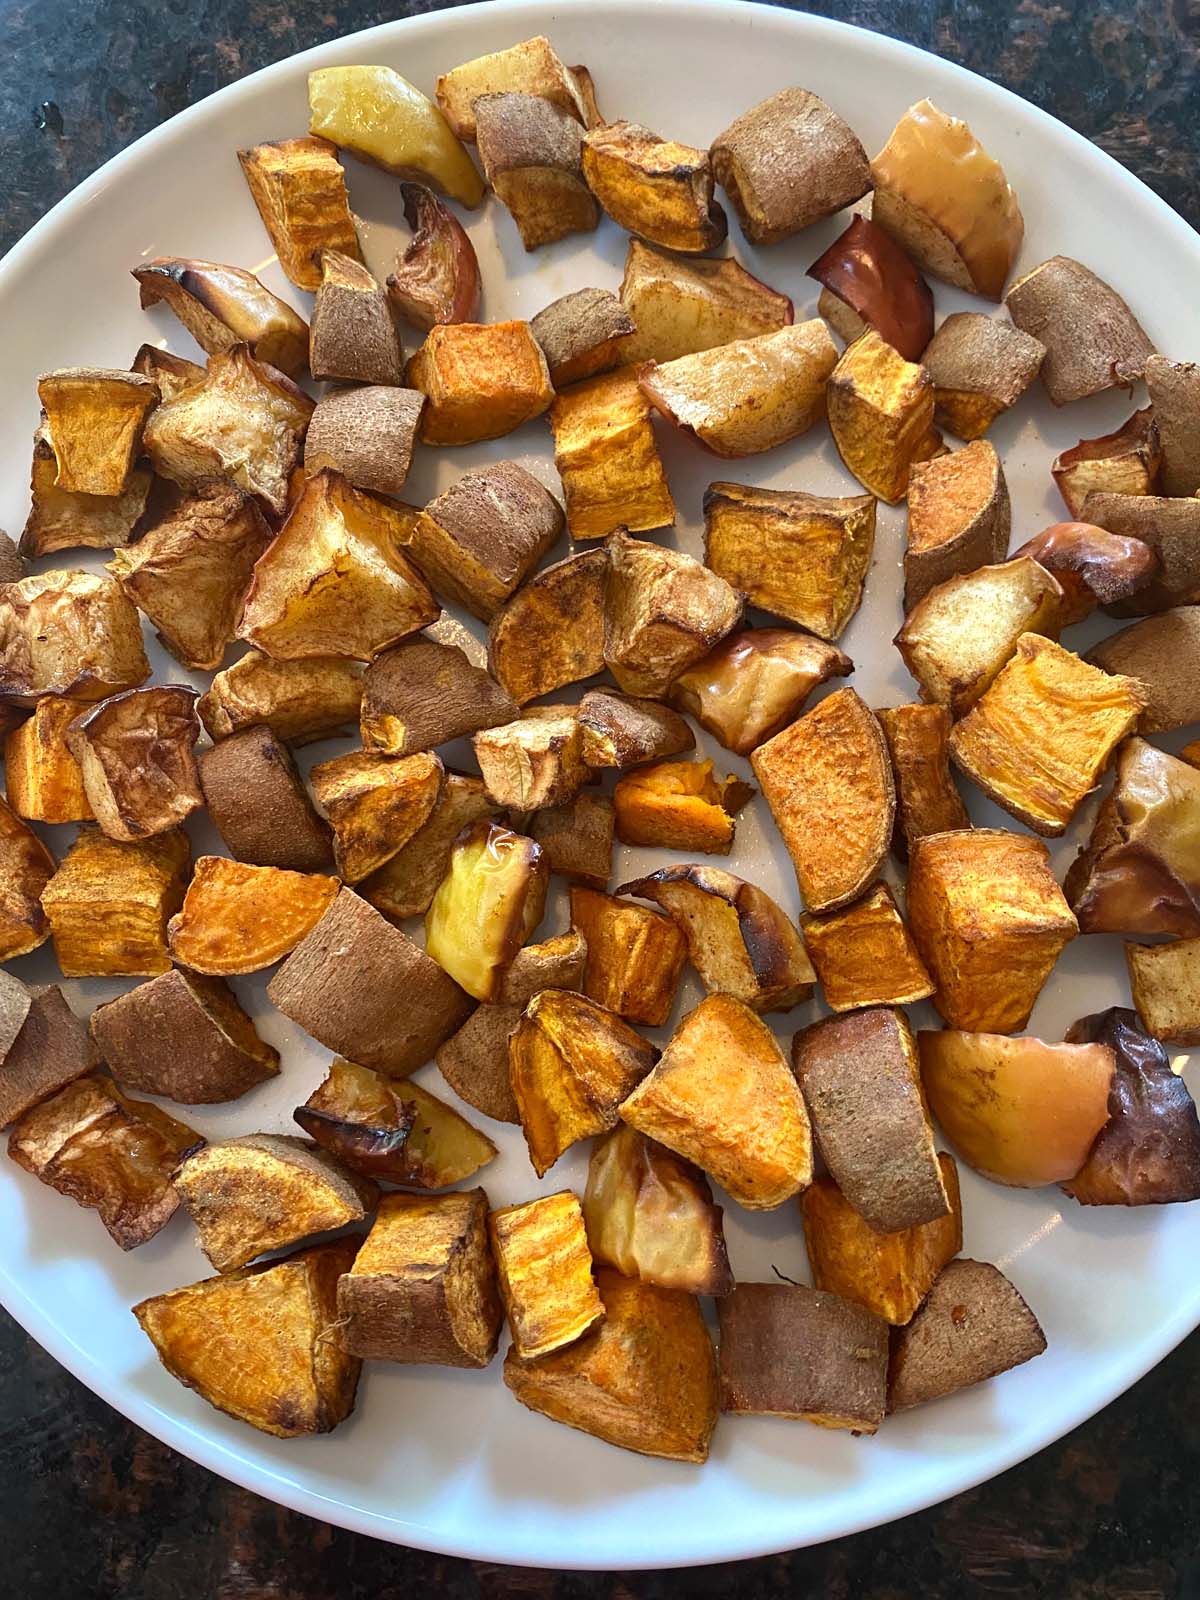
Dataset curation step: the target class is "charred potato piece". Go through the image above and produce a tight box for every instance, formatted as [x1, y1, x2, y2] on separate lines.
[621, 993, 811, 1210]
[751, 687, 894, 913]
[718, 1282, 888, 1432]
[888, 1259, 1046, 1412]
[134, 1242, 360, 1436]
[269, 887, 473, 1077]
[36, 368, 158, 496]
[198, 725, 333, 874]
[487, 548, 607, 704]
[528, 791, 614, 890]
[168, 856, 339, 975]
[21, 424, 152, 559]
[603, 528, 742, 697]
[584, 1125, 732, 1296]
[509, 988, 657, 1177]
[489, 1189, 604, 1359]
[569, 885, 686, 1027]
[0, 569, 150, 707]
[802, 1156, 962, 1326]
[0, 984, 92, 1128]
[808, 214, 934, 361]
[406, 320, 553, 446]
[1007, 256, 1154, 404]
[130, 343, 203, 400]
[473, 711, 587, 812]
[362, 772, 499, 921]
[435, 35, 590, 141]
[304, 385, 423, 498]
[903, 439, 1010, 609]
[475, 93, 597, 250]
[619, 239, 792, 365]
[711, 86, 871, 245]
[801, 881, 933, 1012]
[576, 689, 693, 769]
[531, 288, 635, 388]
[1087, 608, 1200, 731]
[5, 696, 92, 823]
[504, 1266, 718, 1463]
[639, 320, 837, 458]
[704, 481, 875, 639]
[1079, 493, 1200, 615]
[613, 758, 750, 856]
[309, 251, 403, 384]
[199, 651, 361, 745]
[1013, 522, 1158, 628]
[795, 1008, 949, 1231]
[920, 312, 1045, 441]
[949, 633, 1144, 836]
[133, 258, 308, 377]
[0, 799, 55, 961]
[549, 365, 675, 542]
[425, 820, 547, 1002]
[870, 99, 1023, 300]
[238, 135, 360, 290]
[143, 345, 313, 517]
[1126, 937, 1200, 1045]
[671, 628, 851, 757]
[65, 686, 202, 841]
[41, 828, 189, 977]
[581, 121, 725, 254]
[827, 330, 941, 504]
[1145, 354, 1200, 495]
[1051, 409, 1160, 519]
[310, 748, 443, 883]
[386, 181, 481, 331]
[361, 635, 517, 755]
[908, 828, 1077, 1034]
[877, 703, 969, 858]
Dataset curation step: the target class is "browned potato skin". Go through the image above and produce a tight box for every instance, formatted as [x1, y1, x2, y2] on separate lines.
[309, 251, 404, 385]
[671, 629, 852, 757]
[199, 652, 362, 746]
[238, 136, 361, 290]
[576, 690, 693, 769]
[475, 93, 598, 251]
[920, 312, 1044, 440]
[0, 970, 31, 1079]
[582, 121, 726, 255]
[363, 773, 499, 923]
[1079, 493, 1200, 616]
[489, 1190, 604, 1359]
[386, 182, 481, 331]
[5, 696, 93, 824]
[65, 686, 202, 842]
[808, 215, 935, 362]
[36, 368, 159, 497]
[133, 258, 309, 377]
[903, 439, 1010, 610]
[305, 386, 424, 498]
[528, 791, 614, 891]
[1085, 608, 1200, 732]
[569, 885, 686, 1027]
[0, 799, 54, 962]
[1006, 256, 1155, 405]
[487, 548, 607, 705]
[1145, 354, 1200, 495]
[1013, 522, 1158, 628]
[434, 34, 591, 142]
[1050, 409, 1160, 520]
[199, 726, 334, 874]
[360, 634, 517, 756]
[877, 703, 970, 859]
[406, 321, 554, 446]
[0, 570, 150, 707]
[41, 828, 190, 979]
[531, 288, 635, 387]
[0, 984, 93, 1128]
[21, 424, 153, 560]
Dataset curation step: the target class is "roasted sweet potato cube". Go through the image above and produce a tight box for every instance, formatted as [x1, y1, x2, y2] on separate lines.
[143, 346, 313, 517]
[620, 239, 791, 365]
[167, 856, 339, 975]
[903, 439, 1010, 609]
[671, 628, 851, 757]
[717, 1283, 888, 1432]
[1051, 409, 1160, 519]
[310, 748, 442, 884]
[5, 697, 92, 823]
[336, 1190, 499, 1366]
[751, 687, 894, 913]
[360, 635, 516, 756]
[489, 1190, 603, 1359]
[1145, 354, 1200, 495]
[487, 548, 607, 703]
[801, 882, 933, 1012]
[603, 529, 741, 697]
[0, 569, 150, 707]
[575, 690, 693, 770]
[199, 651, 362, 745]
[425, 820, 547, 1001]
[569, 885, 685, 1027]
[20, 423, 152, 559]
[198, 725, 333, 874]
[435, 35, 589, 140]
[1006, 256, 1154, 405]
[304, 385, 423, 497]
[509, 989, 657, 1176]
[1014, 522, 1158, 629]
[920, 312, 1044, 440]
[41, 828, 189, 977]
[134, 1241, 360, 1436]
[582, 120, 724, 253]
[907, 828, 1077, 1033]
[528, 791, 614, 890]
[613, 759, 748, 856]
[238, 135, 360, 290]
[1088, 610, 1200, 734]
[808, 214, 934, 362]
[802, 1156, 962, 1326]
[473, 712, 587, 811]
[1079, 493, 1200, 615]
[531, 288, 635, 387]
[877, 703, 969, 858]
[549, 366, 676, 543]
[36, 368, 158, 496]
[621, 994, 811, 1209]
[133, 258, 308, 377]
[65, 686, 202, 841]
[406, 321, 553, 446]
[475, 93, 597, 250]
[949, 633, 1144, 836]
[362, 772, 498, 921]
[0, 798, 54, 960]
[704, 481, 875, 639]
[0, 984, 92, 1128]
[308, 250, 403, 384]
[1127, 937, 1200, 1045]
[827, 331, 941, 504]
[639, 320, 837, 458]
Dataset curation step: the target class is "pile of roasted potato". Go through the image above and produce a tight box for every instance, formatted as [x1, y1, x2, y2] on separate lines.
[4, 32, 1200, 1466]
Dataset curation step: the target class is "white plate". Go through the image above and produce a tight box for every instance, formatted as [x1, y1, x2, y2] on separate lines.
[0, 0, 1197, 1570]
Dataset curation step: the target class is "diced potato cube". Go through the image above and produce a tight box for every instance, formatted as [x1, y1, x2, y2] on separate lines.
[903, 438, 1010, 609]
[613, 758, 749, 856]
[527, 791, 614, 889]
[619, 239, 792, 365]
[569, 884, 686, 1026]
[827, 331, 941, 503]
[0, 569, 149, 707]
[549, 366, 675, 541]
[238, 135, 361, 291]
[489, 1189, 604, 1359]
[1127, 937, 1200, 1045]
[0, 798, 55, 961]
[581, 121, 725, 254]
[5, 696, 92, 823]
[406, 321, 553, 445]
[310, 748, 443, 884]
[670, 628, 852, 757]
[801, 881, 933, 1011]
[41, 828, 189, 977]
[473, 712, 588, 811]
[877, 703, 969, 857]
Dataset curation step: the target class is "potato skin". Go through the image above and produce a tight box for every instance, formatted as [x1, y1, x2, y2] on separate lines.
[1006, 255, 1154, 405]
[199, 725, 334, 874]
[0, 984, 93, 1128]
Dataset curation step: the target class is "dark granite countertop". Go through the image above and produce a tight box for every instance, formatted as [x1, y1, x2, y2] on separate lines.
[2, 1, 1200, 1594]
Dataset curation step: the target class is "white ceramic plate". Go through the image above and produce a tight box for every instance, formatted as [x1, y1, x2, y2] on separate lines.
[1, 0, 1197, 1570]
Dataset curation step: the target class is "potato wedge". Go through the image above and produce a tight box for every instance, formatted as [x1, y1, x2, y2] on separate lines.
[36, 368, 158, 497]
[549, 365, 676, 542]
[751, 687, 893, 913]
[473, 711, 587, 812]
[1051, 409, 1160, 519]
[0, 799, 55, 961]
[527, 791, 614, 890]
[308, 250, 404, 384]
[305, 384, 425, 500]
[425, 820, 547, 1002]
[670, 628, 851, 757]
[1006, 256, 1154, 404]
[1126, 937, 1200, 1045]
[801, 882, 933, 1012]
[360, 635, 516, 756]
[877, 703, 969, 858]
[603, 529, 741, 697]
[827, 330, 941, 504]
[475, 93, 597, 250]
[65, 686, 202, 842]
[310, 748, 443, 883]
[20, 423, 153, 559]
[619, 239, 792, 365]
[576, 689, 693, 769]
[569, 885, 686, 1026]
[1013, 521, 1158, 628]
[0, 985, 92, 1128]
[808, 214, 934, 361]
[5, 696, 92, 824]
[613, 758, 750, 856]
[581, 121, 725, 254]
[168, 856, 340, 975]
[487, 548, 607, 704]
[198, 725, 334, 874]
[238, 135, 361, 291]
[41, 828, 189, 978]
[530, 288, 635, 387]
[1078, 493, 1200, 615]
[198, 651, 362, 745]
[903, 440, 1010, 608]
[0, 569, 150, 707]
[435, 35, 590, 142]
[1145, 354, 1200, 495]
[406, 320, 553, 445]
[386, 181, 481, 331]
[133, 258, 308, 377]
[362, 772, 499, 922]
[489, 1189, 604, 1359]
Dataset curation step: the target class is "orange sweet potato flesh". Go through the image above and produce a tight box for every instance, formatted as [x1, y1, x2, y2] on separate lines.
[168, 856, 341, 975]
[613, 759, 748, 856]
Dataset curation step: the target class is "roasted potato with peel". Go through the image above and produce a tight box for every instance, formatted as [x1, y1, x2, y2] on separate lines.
[530, 288, 634, 387]
[309, 251, 405, 385]
[1013, 522, 1157, 629]
[569, 885, 686, 1027]
[199, 726, 334, 875]
[473, 711, 587, 812]
[487, 548, 607, 704]
[65, 686, 203, 842]
[0, 800, 54, 963]
[5, 696, 93, 824]
[387, 181, 481, 331]
[1079, 493, 1200, 615]
[575, 690, 693, 770]
[613, 758, 751, 856]
[198, 651, 362, 745]
[36, 367, 158, 497]
[168, 856, 340, 976]
[670, 628, 851, 757]
[362, 772, 499, 922]
[0, 984, 94, 1129]
[489, 1189, 604, 1359]
[238, 135, 361, 290]
[1145, 353, 1200, 495]
[903, 439, 1010, 609]
[425, 820, 547, 1002]
[1051, 409, 1160, 519]
[435, 35, 593, 142]
[920, 311, 1045, 440]
[0, 569, 149, 707]
[619, 239, 792, 365]
[310, 748, 443, 884]
[603, 529, 742, 698]
[361, 634, 517, 756]
[133, 257, 309, 377]
[1087, 607, 1200, 731]
[1006, 255, 1154, 404]
[801, 882, 933, 1012]
[582, 121, 725, 254]
[528, 791, 614, 891]
[41, 828, 189, 978]
[475, 92, 598, 251]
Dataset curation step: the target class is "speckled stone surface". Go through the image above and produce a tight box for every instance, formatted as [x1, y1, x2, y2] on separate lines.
[2, 1, 1200, 1593]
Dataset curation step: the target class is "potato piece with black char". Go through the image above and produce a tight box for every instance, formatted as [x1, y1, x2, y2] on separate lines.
[133, 258, 309, 377]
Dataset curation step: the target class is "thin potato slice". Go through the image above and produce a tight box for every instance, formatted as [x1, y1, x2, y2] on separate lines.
[877, 703, 969, 858]
[198, 651, 362, 745]
[581, 122, 725, 254]
[1006, 256, 1154, 404]
[425, 820, 547, 1002]
[801, 881, 933, 1012]
[619, 239, 792, 366]
[0, 569, 150, 707]
[238, 135, 361, 291]
[41, 828, 189, 978]
[613, 759, 750, 857]
[133, 258, 309, 377]
[362, 772, 499, 922]
[5, 696, 93, 824]
[489, 1190, 604, 1359]
[670, 628, 851, 757]
[168, 856, 340, 975]
[549, 366, 676, 541]
[487, 548, 607, 704]
[0, 800, 55, 961]
[920, 312, 1045, 440]
[569, 885, 686, 1027]
[36, 368, 158, 496]
[0, 985, 93, 1128]
[310, 748, 443, 884]
[66, 686, 202, 842]
[808, 215, 934, 362]
[827, 331, 941, 504]
[406, 320, 553, 446]
[904, 439, 1010, 609]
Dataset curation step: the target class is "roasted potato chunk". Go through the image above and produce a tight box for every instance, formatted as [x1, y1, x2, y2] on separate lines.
[1126, 937, 1200, 1045]
[827, 330, 941, 504]
[238, 135, 361, 291]
[489, 1189, 604, 1359]
[801, 882, 933, 1012]
[1145, 354, 1200, 495]
[1013, 521, 1158, 628]
[425, 820, 547, 1002]
[198, 725, 334, 874]
[920, 312, 1045, 440]
[569, 885, 686, 1027]
[310, 748, 442, 883]
[504, 1267, 718, 1463]
[475, 93, 597, 250]
[907, 828, 1077, 1034]
[0, 569, 149, 707]
[20, 423, 152, 559]
[887, 1259, 1046, 1412]
[386, 181, 481, 331]
[167, 856, 339, 975]
[619, 239, 792, 365]
[5, 696, 92, 823]
[949, 633, 1144, 835]
[134, 1242, 360, 1436]
[199, 650, 362, 745]
[0, 972, 31, 1091]
[130, 344, 203, 400]
[36, 367, 158, 496]
[808, 214, 934, 361]
[406, 320, 553, 446]
[360, 634, 517, 755]
[802, 1155, 962, 1326]
[473, 711, 587, 812]
[65, 686, 202, 841]
[621, 993, 811, 1210]
[1006, 256, 1154, 404]
[530, 288, 635, 388]
[0, 798, 55, 961]
[41, 828, 189, 978]
[304, 384, 423, 498]
[717, 1283, 888, 1433]
[877, 703, 969, 858]
[528, 791, 614, 891]
[487, 548, 607, 704]
[581, 121, 725, 254]
[509, 989, 657, 1177]
[575, 689, 693, 769]
[751, 687, 893, 913]
[671, 628, 851, 757]
[584, 1125, 732, 1297]
[639, 320, 837, 458]
[603, 529, 741, 697]
[362, 772, 499, 921]
[435, 35, 590, 141]
[549, 365, 676, 542]
[1079, 493, 1200, 615]
[133, 258, 309, 377]
[613, 758, 750, 856]
[1087, 608, 1200, 732]
[903, 440, 1010, 609]
[308, 250, 404, 385]
[1051, 409, 1160, 519]
[0, 984, 92, 1128]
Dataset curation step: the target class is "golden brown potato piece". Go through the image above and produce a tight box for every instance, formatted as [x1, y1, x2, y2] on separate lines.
[949, 633, 1144, 835]
[717, 1282, 888, 1432]
[613, 758, 750, 856]
[130, 343, 204, 400]
[795, 1006, 949, 1231]
[504, 1266, 718, 1462]
[304, 385, 423, 498]
[406, 320, 553, 446]
[167, 856, 339, 976]
[1012, 521, 1158, 628]
[308, 251, 404, 384]
[473, 711, 587, 812]
[10, 1074, 200, 1249]
[309, 748, 442, 884]
[487, 548, 607, 703]
[386, 181, 481, 331]
[619, 863, 814, 1013]
[134, 1241, 360, 1435]
[671, 629, 851, 757]
[425, 820, 547, 1002]
[919, 1028, 1113, 1187]
[5, 696, 92, 823]
[475, 92, 597, 250]
[887, 1259, 1046, 1412]
[827, 330, 941, 504]
[903, 440, 1010, 609]
[870, 99, 1023, 300]
[894, 556, 1063, 716]
[581, 121, 725, 253]
[751, 687, 893, 913]
[569, 885, 686, 1027]
[576, 690, 693, 770]
[531, 288, 635, 388]
[528, 791, 614, 891]
[198, 726, 333, 874]
[1126, 937, 1200, 1045]
[238, 135, 360, 290]
[509, 988, 657, 1176]
[584, 1125, 732, 1297]
[639, 320, 837, 458]
[549, 365, 675, 542]
[1079, 493, 1200, 615]
[20, 424, 152, 559]
[65, 686, 202, 842]
[920, 311, 1045, 440]
[36, 368, 158, 497]
[362, 772, 498, 921]
[619, 239, 792, 366]
[802, 1156, 962, 1326]
[90, 969, 278, 1105]
[1006, 256, 1154, 404]
[0, 984, 91, 1128]
[908, 828, 1076, 1033]
[0, 569, 150, 707]
[133, 258, 308, 377]
[1087, 608, 1200, 732]
[1051, 409, 1160, 519]
[41, 828, 188, 978]
[603, 528, 742, 697]
[877, 703, 969, 858]
[620, 993, 811, 1209]
[435, 35, 590, 140]
[360, 635, 516, 756]
[1145, 354, 1200, 495]
[704, 481, 875, 639]
[801, 882, 933, 1012]
[199, 651, 361, 745]
[336, 1190, 499, 1367]
[807, 214, 934, 362]
[0, 799, 55, 961]
[489, 1189, 604, 1359]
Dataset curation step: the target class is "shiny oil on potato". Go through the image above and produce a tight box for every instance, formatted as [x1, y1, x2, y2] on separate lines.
[425, 819, 547, 1001]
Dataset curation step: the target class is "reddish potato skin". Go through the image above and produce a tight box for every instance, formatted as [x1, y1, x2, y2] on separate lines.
[807, 216, 934, 361]
[387, 183, 482, 331]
